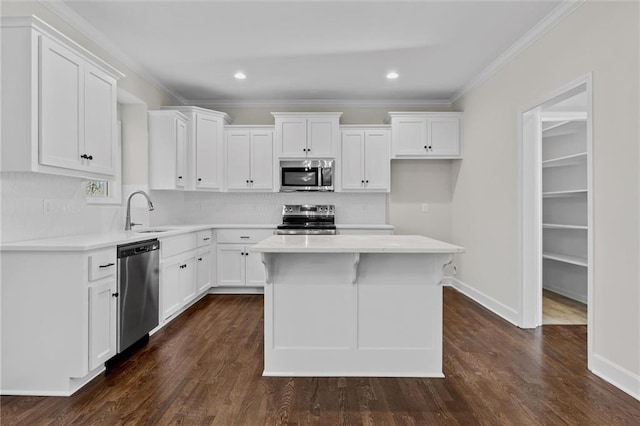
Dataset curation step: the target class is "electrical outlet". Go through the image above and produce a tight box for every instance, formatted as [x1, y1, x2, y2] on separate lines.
[43, 200, 52, 215]
[421, 203, 429, 213]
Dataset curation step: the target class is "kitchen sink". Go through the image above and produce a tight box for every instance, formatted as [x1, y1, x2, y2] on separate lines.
[135, 228, 175, 234]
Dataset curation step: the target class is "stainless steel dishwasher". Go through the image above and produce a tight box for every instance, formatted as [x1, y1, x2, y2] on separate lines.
[117, 239, 160, 353]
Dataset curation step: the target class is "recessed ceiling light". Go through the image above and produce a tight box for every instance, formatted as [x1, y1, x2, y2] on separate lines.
[386, 71, 399, 80]
[234, 72, 246, 80]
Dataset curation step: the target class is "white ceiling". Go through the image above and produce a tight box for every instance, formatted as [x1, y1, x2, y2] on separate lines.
[62, 0, 562, 105]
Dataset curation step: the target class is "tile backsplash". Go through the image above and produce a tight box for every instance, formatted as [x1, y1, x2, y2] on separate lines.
[180, 191, 387, 225]
[1, 172, 119, 242]
[1, 172, 387, 243]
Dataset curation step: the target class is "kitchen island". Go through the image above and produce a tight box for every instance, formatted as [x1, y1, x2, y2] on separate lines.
[251, 235, 464, 377]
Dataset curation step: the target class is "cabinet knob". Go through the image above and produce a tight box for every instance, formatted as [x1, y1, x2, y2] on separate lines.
[87, 155, 93, 160]
[428, 146, 432, 150]
[80, 154, 88, 159]
[112, 292, 119, 298]
[361, 180, 365, 184]
[178, 176, 183, 179]
[246, 180, 249, 183]
[365, 180, 369, 184]
[198, 178, 202, 182]
[250, 180, 254, 183]
[198, 257, 203, 261]
[423, 146, 427, 149]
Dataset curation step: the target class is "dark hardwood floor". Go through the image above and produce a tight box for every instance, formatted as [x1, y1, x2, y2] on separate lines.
[2, 288, 639, 425]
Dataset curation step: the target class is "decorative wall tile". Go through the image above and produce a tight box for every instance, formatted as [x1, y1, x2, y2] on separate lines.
[1, 172, 387, 243]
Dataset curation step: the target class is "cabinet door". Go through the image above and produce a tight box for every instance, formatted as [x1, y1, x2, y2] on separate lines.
[89, 280, 116, 370]
[364, 130, 390, 191]
[226, 131, 251, 190]
[197, 248, 212, 293]
[162, 260, 181, 319]
[392, 117, 428, 156]
[250, 131, 274, 190]
[428, 118, 460, 157]
[179, 255, 197, 304]
[278, 118, 307, 158]
[341, 131, 365, 190]
[176, 118, 187, 188]
[84, 64, 117, 175]
[195, 113, 222, 189]
[308, 118, 336, 157]
[39, 36, 83, 171]
[245, 248, 266, 287]
[217, 244, 245, 286]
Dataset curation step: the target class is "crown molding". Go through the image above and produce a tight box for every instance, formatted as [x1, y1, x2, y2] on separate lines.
[450, 0, 585, 105]
[38, 0, 187, 105]
[188, 98, 452, 109]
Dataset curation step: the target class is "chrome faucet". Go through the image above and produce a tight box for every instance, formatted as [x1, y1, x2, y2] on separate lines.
[125, 190, 155, 231]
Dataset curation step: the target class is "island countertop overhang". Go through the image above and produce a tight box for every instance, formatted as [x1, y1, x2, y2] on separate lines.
[250, 235, 465, 254]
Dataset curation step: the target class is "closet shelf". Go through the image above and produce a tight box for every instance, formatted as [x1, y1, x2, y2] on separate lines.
[543, 252, 588, 267]
[543, 223, 588, 230]
[542, 152, 587, 168]
[543, 189, 587, 198]
[541, 118, 587, 137]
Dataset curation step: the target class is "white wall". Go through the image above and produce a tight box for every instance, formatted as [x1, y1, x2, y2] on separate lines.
[389, 160, 452, 240]
[452, 1, 639, 387]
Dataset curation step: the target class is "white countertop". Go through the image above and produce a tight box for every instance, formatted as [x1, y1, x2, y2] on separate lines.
[0, 224, 395, 251]
[251, 235, 465, 254]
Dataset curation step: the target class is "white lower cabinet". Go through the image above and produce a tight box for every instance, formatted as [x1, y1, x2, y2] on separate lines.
[161, 252, 197, 320]
[160, 230, 214, 321]
[217, 244, 245, 286]
[216, 228, 272, 288]
[1, 246, 118, 395]
[88, 279, 117, 371]
[162, 258, 182, 319]
[217, 244, 265, 287]
[197, 246, 213, 292]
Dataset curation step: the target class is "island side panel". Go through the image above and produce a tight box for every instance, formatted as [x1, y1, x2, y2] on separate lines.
[263, 252, 450, 377]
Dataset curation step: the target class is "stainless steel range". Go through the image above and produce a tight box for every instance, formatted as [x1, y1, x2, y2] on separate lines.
[276, 204, 336, 235]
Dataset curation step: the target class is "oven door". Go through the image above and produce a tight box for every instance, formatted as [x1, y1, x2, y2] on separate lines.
[280, 167, 321, 192]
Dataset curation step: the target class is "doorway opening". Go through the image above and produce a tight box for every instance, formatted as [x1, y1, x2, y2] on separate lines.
[519, 75, 593, 364]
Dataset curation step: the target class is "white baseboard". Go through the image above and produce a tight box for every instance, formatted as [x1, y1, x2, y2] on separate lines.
[543, 284, 587, 304]
[442, 276, 520, 326]
[591, 353, 640, 401]
[208, 287, 264, 295]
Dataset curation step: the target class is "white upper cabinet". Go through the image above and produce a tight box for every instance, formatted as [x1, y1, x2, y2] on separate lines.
[387, 112, 462, 159]
[164, 106, 232, 191]
[273, 113, 341, 158]
[84, 64, 117, 174]
[148, 110, 189, 190]
[340, 127, 390, 192]
[1, 16, 123, 179]
[39, 36, 83, 171]
[225, 127, 274, 191]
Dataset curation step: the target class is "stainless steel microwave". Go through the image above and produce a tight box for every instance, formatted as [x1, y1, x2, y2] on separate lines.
[280, 159, 334, 192]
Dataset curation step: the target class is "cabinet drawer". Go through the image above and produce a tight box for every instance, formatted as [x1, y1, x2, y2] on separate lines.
[161, 233, 198, 259]
[216, 229, 274, 244]
[88, 248, 117, 281]
[197, 230, 213, 247]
